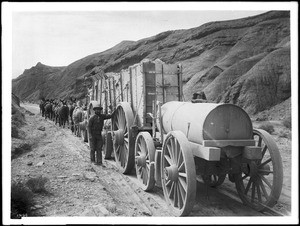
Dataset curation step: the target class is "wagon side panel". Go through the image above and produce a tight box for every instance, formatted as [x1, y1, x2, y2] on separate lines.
[121, 69, 131, 105]
[131, 63, 144, 127]
[155, 62, 181, 104]
[143, 62, 156, 127]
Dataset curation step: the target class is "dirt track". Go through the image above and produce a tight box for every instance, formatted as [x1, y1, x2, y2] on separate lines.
[10, 103, 292, 223]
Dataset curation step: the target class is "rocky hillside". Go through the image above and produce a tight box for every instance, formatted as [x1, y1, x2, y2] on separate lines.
[12, 10, 291, 117]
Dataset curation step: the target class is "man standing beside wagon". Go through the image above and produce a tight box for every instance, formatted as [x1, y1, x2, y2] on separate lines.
[87, 103, 114, 166]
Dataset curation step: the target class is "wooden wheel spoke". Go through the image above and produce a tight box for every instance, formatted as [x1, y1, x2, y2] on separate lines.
[177, 185, 184, 209]
[169, 182, 175, 199]
[174, 140, 178, 163]
[141, 139, 146, 155]
[174, 183, 179, 207]
[178, 180, 186, 204]
[258, 136, 262, 147]
[251, 182, 256, 202]
[261, 145, 268, 159]
[258, 178, 269, 199]
[259, 158, 272, 167]
[166, 179, 172, 187]
[116, 111, 121, 127]
[170, 139, 175, 162]
[164, 154, 172, 166]
[120, 147, 125, 166]
[257, 182, 262, 202]
[142, 168, 147, 185]
[259, 174, 272, 189]
[114, 119, 119, 129]
[258, 169, 273, 174]
[245, 177, 253, 195]
[178, 162, 185, 172]
[124, 147, 128, 164]
[146, 163, 150, 172]
[120, 112, 125, 129]
[165, 144, 172, 159]
[116, 145, 121, 154]
[179, 172, 187, 178]
[178, 177, 187, 192]
[137, 165, 142, 173]
[124, 142, 129, 151]
[177, 150, 183, 167]
[137, 143, 142, 154]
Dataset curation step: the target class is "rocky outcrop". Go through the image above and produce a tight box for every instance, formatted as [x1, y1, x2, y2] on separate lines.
[221, 47, 290, 114]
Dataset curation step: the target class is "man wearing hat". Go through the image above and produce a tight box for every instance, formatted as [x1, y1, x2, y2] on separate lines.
[87, 104, 113, 165]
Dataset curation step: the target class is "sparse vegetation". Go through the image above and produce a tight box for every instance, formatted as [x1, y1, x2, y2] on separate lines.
[258, 122, 275, 134]
[11, 181, 35, 219]
[278, 129, 291, 139]
[282, 116, 291, 129]
[11, 125, 19, 138]
[26, 176, 49, 193]
[11, 142, 32, 160]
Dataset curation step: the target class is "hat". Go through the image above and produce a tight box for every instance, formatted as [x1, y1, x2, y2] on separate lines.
[93, 103, 103, 110]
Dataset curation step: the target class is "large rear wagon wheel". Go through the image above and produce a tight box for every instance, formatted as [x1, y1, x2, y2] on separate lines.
[234, 129, 283, 212]
[112, 102, 134, 174]
[161, 131, 196, 216]
[135, 132, 156, 191]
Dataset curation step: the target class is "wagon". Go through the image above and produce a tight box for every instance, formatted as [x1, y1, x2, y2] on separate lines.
[83, 59, 283, 216]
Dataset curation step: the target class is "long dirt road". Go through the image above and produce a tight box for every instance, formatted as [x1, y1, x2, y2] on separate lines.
[9, 103, 293, 224]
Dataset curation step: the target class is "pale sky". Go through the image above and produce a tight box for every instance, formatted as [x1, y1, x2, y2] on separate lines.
[4, 2, 293, 79]
[11, 9, 268, 78]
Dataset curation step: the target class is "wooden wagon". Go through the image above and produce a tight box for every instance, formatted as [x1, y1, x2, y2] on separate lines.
[82, 59, 283, 216]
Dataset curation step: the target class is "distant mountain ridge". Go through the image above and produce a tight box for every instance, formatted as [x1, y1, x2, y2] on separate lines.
[12, 10, 291, 118]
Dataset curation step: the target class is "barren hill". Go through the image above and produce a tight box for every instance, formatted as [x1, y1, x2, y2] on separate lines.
[12, 11, 291, 118]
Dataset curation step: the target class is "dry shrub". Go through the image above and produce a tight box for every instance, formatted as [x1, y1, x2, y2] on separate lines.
[11, 181, 34, 219]
[258, 122, 275, 134]
[11, 143, 32, 160]
[11, 125, 19, 138]
[26, 176, 49, 193]
[282, 116, 291, 129]
[278, 130, 291, 139]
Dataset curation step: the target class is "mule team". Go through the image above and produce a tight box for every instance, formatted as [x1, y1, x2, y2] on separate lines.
[39, 98, 87, 136]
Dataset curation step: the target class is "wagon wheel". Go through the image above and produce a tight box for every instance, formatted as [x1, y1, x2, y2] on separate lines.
[202, 174, 226, 187]
[135, 132, 156, 191]
[234, 129, 283, 211]
[103, 131, 113, 159]
[112, 102, 134, 174]
[161, 131, 196, 216]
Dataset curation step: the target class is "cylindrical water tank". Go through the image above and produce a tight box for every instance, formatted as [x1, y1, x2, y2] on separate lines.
[158, 101, 253, 144]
